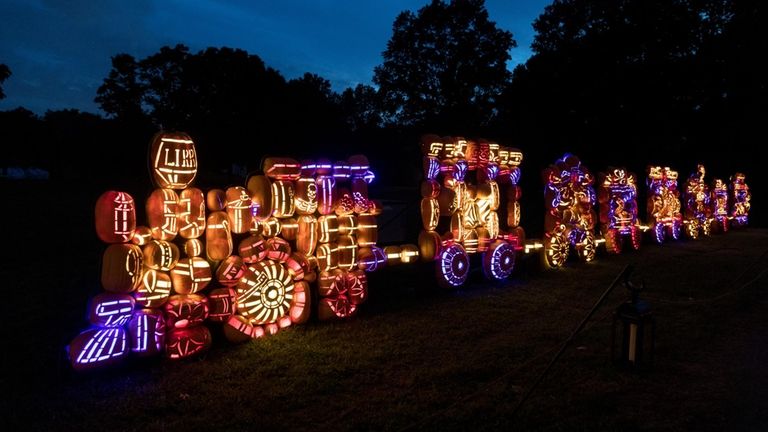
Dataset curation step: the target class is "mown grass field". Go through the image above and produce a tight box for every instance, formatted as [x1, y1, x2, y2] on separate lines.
[2, 180, 767, 431]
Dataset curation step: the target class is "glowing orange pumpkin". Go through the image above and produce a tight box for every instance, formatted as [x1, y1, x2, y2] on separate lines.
[131, 225, 152, 246]
[236, 261, 294, 324]
[418, 230, 442, 261]
[135, 269, 172, 307]
[205, 211, 232, 261]
[177, 187, 206, 238]
[101, 243, 143, 293]
[208, 287, 238, 322]
[261, 217, 282, 237]
[206, 188, 226, 211]
[170, 257, 212, 294]
[316, 175, 336, 215]
[337, 235, 357, 270]
[317, 215, 339, 243]
[263, 157, 301, 180]
[246, 174, 273, 220]
[223, 314, 257, 343]
[146, 188, 179, 241]
[296, 215, 318, 256]
[357, 215, 377, 247]
[271, 180, 296, 218]
[295, 177, 319, 215]
[215, 255, 246, 287]
[184, 238, 203, 257]
[238, 234, 267, 263]
[143, 240, 180, 271]
[266, 237, 292, 262]
[226, 186, 253, 234]
[421, 198, 440, 231]
[289, 280, 311, 324]
[95, 191, 136, 243]
[149, 131, 197, 190]
[316, 242, 339, 272]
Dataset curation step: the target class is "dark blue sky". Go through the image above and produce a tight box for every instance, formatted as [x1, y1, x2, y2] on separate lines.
[0, 0, 549, 115]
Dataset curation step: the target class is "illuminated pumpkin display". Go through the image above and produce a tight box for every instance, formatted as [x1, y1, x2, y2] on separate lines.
[101, 243, 143, 293]
[730, 173, 750, 226]
[682, 164, 713, 239]
[149, 131, 197, 189]
[646, 166, 683, 244]
[710, 178, 729, 232]
[542, 154, 597, 267]
[419, 134, 524, 288]
[95, 191, 136, 243]
[598, 168, 641, 254]
[71, 130, 389, 370]
[128, 308, 166, 357]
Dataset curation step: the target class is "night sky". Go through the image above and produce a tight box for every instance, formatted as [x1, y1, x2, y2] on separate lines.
[0, 0, 549, 115]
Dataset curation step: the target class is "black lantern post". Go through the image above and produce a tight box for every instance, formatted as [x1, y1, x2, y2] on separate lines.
[612, 276, 655, 368]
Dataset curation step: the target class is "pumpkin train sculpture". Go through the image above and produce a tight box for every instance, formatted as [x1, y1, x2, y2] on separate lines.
[418, 135, 524, 288]
[542, 154, 598, 267]
[70, 132, 752, 371]
[69, 132, 384, 371]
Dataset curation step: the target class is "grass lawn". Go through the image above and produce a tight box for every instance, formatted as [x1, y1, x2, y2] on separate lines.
[2, 181, 767, 431]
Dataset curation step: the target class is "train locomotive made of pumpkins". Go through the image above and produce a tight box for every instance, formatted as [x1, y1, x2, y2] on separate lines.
[68, 131, 752, 371]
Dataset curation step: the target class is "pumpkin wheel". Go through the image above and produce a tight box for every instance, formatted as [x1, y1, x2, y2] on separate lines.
[436, 244, 470, 289]
[482, 241, 516, 281]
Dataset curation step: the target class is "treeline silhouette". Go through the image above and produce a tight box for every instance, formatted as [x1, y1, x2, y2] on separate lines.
[1, 0, 764, 230]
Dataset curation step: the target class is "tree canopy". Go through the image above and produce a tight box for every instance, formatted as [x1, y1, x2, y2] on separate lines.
[374, 0, 516, 130]
[0, 63, 10, 100]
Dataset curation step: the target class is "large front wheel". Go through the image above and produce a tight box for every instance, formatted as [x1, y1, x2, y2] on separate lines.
[482, 241, 516, 281]
[436, 244, 470, 289]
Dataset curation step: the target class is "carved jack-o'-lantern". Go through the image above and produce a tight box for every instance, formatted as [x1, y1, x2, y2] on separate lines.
[147, 188, 179, 241]
[88, 293, 135, 327]
[101, 243, 143, 293]
[143, 240, 180, 271]
[238, 235, 267, 263]
[263, 157, 301, 180]
[295, 177, 319, 215]
[149, 132, 197, 190]
[418, 230, 442, 261]
[68, 327, 129, 371]
[357, 215, 377, 247]
[95, 191, 136, 243]
[236, 261, 294, 324]
[261, 217, 282, 237]
[290, 280, 312, 324]
[225, 186, 253, 234]
[135, 269, 172, 307]
[128, 308, 166, 357]
[266, 237, 292, 262]
[206, 188, 226, 211]
[206, 211, 232, 261]
[170, 257, 212, 294]
[271, 180, 296, 218]
[184, 238, 203, 257]
[164, 294, 209, 329]
[223, 314, 257, 343]
[208, 287, 238, 322]
[131, 226, 152, 246]
[317, 269, 367, 321]
[356, 246, 387, 272]
[317, 215, 339, 243]
[296, 215, 318, 256]
[246, 174, 273, 220]
[178, 187, 206, 239]
[421, 198, 440, 231]
[316, 175, 336, 215]
[165, 326, 211, 360]
[215, 255, 246, 287]
[315, 242, 339, 272]
[337, 235, 358, 271]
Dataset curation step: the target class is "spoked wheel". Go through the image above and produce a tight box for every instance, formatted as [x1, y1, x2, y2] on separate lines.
[670, 220, 682, 241]
[482, 241, 516, 281]
[576, 230, 596, 262]
[543, 228, 569, 268]
[435, 244, 470, 289]
[604, 229, 622, 254]
[630, 225, 642, 250]
[653, 223, 665, 245]
[686, 221, 699, 240]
